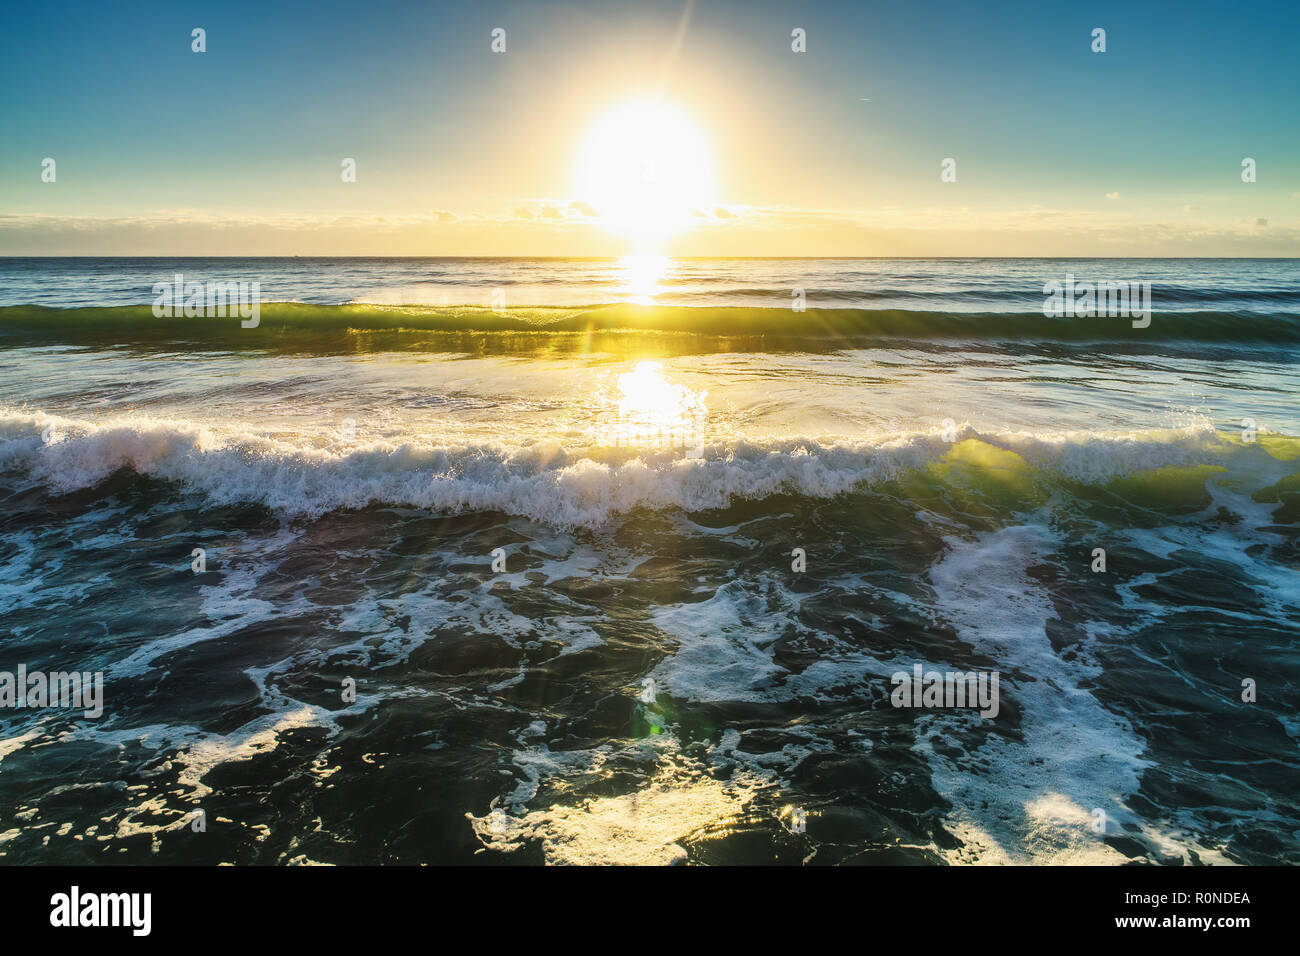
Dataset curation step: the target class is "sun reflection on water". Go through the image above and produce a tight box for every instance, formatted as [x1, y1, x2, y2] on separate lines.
[617, 254, 670, 304]
[584, 359, 709, 454]
[599, 360, 707, 451]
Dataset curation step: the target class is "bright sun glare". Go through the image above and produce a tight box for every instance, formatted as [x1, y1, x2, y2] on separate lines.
[614, 360, 707, 438]
[575, 100, 715, 246]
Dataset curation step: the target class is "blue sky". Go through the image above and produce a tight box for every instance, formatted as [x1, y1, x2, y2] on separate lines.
[2, 0, 1297, 254]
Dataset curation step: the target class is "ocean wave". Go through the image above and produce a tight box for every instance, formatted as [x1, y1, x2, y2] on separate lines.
[669, 285, 1300, 306]
[2, 303, 1299, 352]
[2, 409, 1294, 527]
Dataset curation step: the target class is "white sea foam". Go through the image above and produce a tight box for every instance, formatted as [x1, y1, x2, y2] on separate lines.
[921, 521, 1242, 865]
[1, 409, 1277, 529]
[922, 523, 1151, 864]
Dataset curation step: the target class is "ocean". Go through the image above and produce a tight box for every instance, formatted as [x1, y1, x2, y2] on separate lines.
[0, 257, 1296, 865]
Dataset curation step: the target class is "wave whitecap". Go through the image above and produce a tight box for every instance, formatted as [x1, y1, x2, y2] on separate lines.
[3, 409, 1295, 527]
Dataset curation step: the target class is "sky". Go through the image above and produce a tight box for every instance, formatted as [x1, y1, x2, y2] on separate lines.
[2, 0, 1298, 256]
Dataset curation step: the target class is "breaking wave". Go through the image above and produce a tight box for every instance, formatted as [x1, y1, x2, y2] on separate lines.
[2, 303, 1299, 353]
[3, 409, 1295, 528]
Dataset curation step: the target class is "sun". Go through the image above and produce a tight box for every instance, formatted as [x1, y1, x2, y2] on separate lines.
[574, 100, 715, 246]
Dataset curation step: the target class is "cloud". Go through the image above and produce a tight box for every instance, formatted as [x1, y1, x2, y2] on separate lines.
[3, 202, 1299, 256]
[721, 203, 1300, 248]
[1105, 192, 1120, 200]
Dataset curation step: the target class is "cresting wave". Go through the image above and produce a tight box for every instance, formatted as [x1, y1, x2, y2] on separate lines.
[663, 285, 1300, 306]
[3, 409, 1295, 527]
[2, 303, 1299, 351]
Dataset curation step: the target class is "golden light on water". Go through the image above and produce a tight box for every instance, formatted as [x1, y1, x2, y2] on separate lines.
[617, 360, 705, 426]
[618, 253, 670, 304]
[468, 769, 757, 865]
[595, 360, 707, 448]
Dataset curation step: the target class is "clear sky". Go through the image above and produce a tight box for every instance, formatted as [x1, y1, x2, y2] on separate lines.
[2, 0, 1297, 255]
